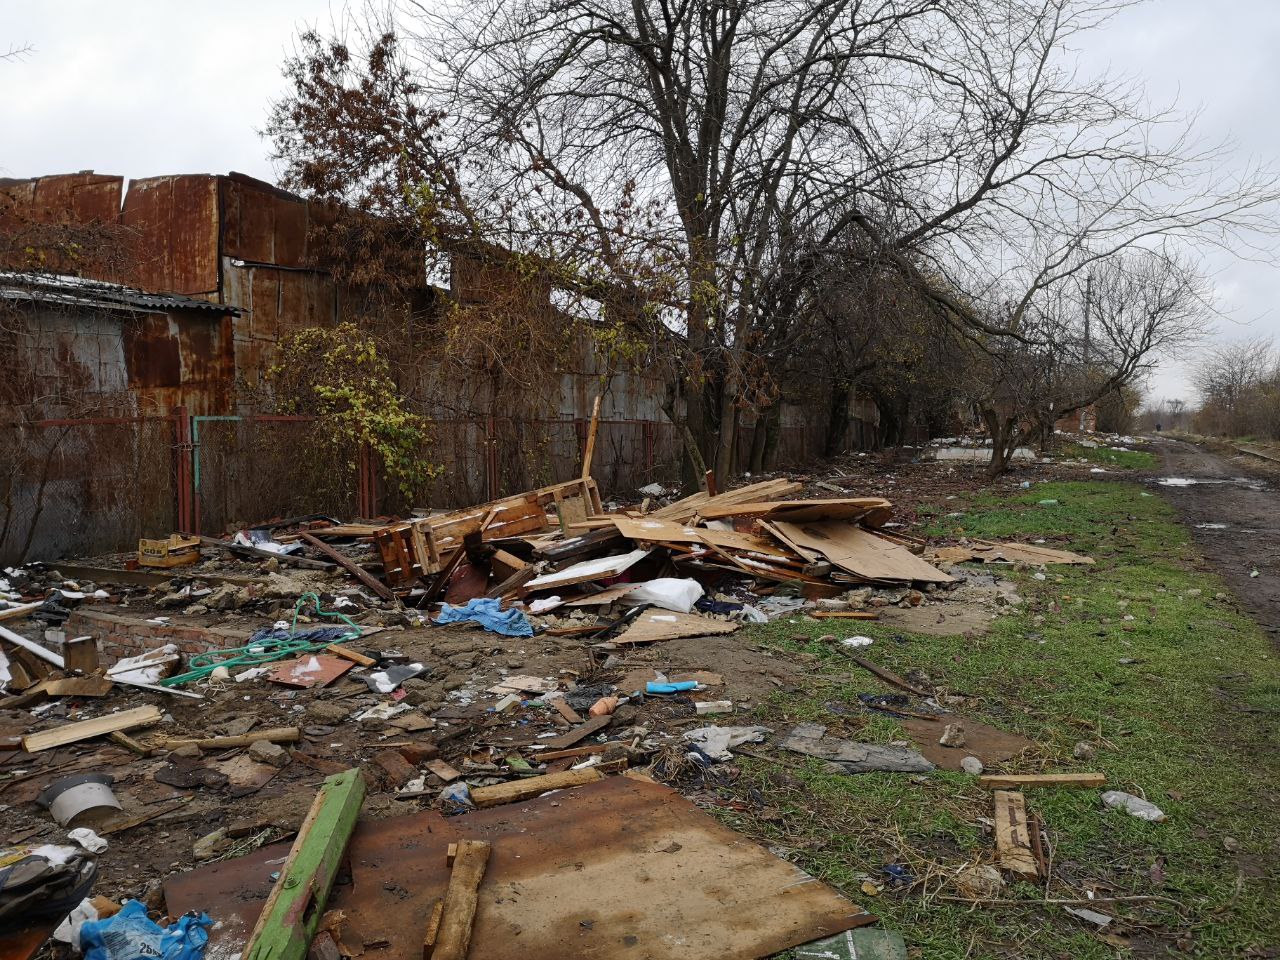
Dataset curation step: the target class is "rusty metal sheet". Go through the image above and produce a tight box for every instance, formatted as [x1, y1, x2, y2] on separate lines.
[121, 175, 219, 296]
[220, 173, 312, 267]
[0, 172, 123, 224]
[165, 775, 871, 960]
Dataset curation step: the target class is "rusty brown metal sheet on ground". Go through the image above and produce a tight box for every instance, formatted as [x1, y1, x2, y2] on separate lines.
[901, 715, 1035, 771]
[165, 776, 871, 960]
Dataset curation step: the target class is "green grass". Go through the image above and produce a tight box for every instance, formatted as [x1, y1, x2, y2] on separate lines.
[716, 480, 1280, 959]
[1064, 442, 1159, 470]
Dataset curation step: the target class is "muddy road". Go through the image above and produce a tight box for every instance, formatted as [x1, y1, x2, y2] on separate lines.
[1151, 436, 1280, 637]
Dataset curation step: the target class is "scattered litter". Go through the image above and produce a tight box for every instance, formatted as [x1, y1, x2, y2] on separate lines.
[684, 725, 772, 761]
[81, 899, 211, 960]
[1101, 790, 1166, 822]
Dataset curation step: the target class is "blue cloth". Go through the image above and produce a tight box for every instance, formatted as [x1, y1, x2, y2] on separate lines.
[434, 597, 534, 637]
[646, 681, 698, 694]
[82, 899, 211, 960]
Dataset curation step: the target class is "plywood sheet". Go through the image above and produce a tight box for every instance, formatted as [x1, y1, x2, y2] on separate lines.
[612, 610, 738, 645]
[928, 541, 1094, 566]
[166, 776, 873, 960]
[611, 516, 795, 559]
[771, 521, 953, 585]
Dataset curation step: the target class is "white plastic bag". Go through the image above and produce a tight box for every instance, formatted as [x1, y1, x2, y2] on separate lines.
[627, 578, 704, 613]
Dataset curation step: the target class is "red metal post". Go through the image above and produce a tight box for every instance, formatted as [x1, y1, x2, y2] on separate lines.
[173, 407, 195, 533]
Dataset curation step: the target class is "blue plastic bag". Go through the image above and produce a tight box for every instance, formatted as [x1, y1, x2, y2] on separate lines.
[81, 899, 211, 960]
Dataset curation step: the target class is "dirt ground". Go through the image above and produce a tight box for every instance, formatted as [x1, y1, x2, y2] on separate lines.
[1150, 436, 1280, 639]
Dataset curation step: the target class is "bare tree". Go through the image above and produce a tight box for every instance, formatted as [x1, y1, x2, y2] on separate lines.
[1192, 337, 1279, 438]
[959, 251, 1206, 475]
[270, 0, 1279, 486]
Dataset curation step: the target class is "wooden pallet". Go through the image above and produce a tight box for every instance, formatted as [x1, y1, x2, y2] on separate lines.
[375, 478, 602, 585]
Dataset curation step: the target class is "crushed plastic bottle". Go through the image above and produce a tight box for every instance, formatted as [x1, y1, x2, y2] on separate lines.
[1101, 790, 1166, 822]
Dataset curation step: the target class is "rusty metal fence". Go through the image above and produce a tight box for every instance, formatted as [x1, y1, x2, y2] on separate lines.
[0, 416, 179, 565]
[0, 410, 688, 564]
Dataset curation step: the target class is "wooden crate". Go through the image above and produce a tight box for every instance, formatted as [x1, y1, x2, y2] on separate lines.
[138, 534, 201, 568]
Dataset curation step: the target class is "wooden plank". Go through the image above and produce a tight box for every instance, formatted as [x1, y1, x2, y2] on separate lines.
[0, 601, 44, 622]
[696, 498, 892, 523]
[530, 741, 621, 761]
[426, 759, 461, 783]
[809, 611, 880, 620]
[244, 769, 366, 960]
[161, 727, 301, 751]
[429, 839, 492, 960]
[41, 675, 113, 697]
[469, 768, 605, 809]
[551, 699, 583, 724]
[108, 730, 151, 756]
[612, 610, 738, 646]
[49, 562, 256, 588]
[979, 773, 1106, 790]
[100, 797, 191, 835]
[538, 714, 612, 750]
[581, 395, 602, 481]
[410, 523, 434, 579]
[299, 533, 396, 601]
[22, 705, 161, 752]
[196, 535, 336, 570]
[325, 643, 376, 667]
[992, 790, 1040, 878]
[650, 478, 804, 523]
[524, 550, 649, 591]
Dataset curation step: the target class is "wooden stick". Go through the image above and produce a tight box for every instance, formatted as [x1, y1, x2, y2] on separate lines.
[244, 770, 366, 960]
[0, 601, 44, 622]
[429, 840, 491, 960]
[195, 535, 336, 570]
[836, 650, 931, 697]
[581, 395, 602, 481]
[299, 533, 396, 601]
[100, 797, 191, 835]
[160, 727, 300, 751]
[979, 773, 1106, 790]
[469, 768, 604, 809]
[326, 643, 375, 667]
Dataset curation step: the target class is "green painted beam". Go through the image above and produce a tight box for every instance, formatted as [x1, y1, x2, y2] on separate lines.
[244, 768, 366, 960]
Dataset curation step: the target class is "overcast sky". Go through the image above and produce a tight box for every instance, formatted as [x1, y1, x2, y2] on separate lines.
[3, 0, 1278, 404]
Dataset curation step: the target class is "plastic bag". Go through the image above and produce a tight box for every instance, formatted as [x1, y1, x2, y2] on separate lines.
[626, 578, 704, 613]
[81, 899, 211, 960]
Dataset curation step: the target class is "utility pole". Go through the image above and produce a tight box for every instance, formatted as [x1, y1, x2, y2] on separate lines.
[1082, 272, 1092, 366]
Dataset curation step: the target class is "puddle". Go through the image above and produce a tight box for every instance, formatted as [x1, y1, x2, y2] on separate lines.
[1156, 476, 1266, 491]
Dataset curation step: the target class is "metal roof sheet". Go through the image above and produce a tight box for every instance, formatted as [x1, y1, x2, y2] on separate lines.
[0, 270, 239, 315]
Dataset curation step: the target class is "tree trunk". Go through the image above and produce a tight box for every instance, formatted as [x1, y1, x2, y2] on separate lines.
[748, 404, 771, 472]
[824, 384, 851, 458]
[982, 408, 1018, 480]
[712, 374, 737, 482]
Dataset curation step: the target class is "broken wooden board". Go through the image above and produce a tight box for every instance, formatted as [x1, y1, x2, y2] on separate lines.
[37, 675, 114, 698]
[430, 839, 491, 960]
[649, 478, 804, 524]
[164, 774, 873, 960]
[992, 790, 1040, 878]
[562, 583, 643, 607]
[610, 517, 795, 559]
[22, 705, 162, 752]
[696, 498, 893, 526]
[771, 520, 953, 584]
[612, 610, 738, 646]
[243, 769, 366, 960]
[524, 549, 649, 592]
[928, 540, 1095, 566]
[537, 714, 612, 750]
[267, 654, 354, 689]
[299, 533, 397, 601]
[979, 772, 1106, 790]
[469, 768, 604, 808]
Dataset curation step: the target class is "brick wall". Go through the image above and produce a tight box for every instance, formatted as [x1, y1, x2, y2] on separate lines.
[65, 607, 251, 666]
